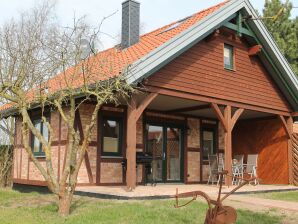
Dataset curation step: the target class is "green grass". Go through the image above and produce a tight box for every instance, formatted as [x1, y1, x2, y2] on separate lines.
[0, 189, 283, 224]
[252, 191, 298, 202]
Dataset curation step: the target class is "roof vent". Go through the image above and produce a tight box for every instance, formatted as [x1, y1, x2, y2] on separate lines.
[121, 0, 140, 49]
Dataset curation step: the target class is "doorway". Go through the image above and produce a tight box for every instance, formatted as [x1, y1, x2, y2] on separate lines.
[145, 123, 184, 183]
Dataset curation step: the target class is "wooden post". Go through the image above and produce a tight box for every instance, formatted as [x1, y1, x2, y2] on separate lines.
[126, 99, 137, 191]
[211, 104, 244, 186]
[126, 93, 158, 191]
[224, 105, 232, 186]
[287, 116, 294, 185]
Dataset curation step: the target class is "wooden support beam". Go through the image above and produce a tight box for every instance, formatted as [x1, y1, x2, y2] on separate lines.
[287, 116, 294, 185]
[223, 22, 255, 38]
[211, 103, 227, 132]
[167, 104, 211, 114]
[231, 108, 244, 130]
[292, 112, 298, 117]
[135, 93, 158, 120]
[126, 93, 158, 190]
[278, 115, 291, 139]
[248, 45, 262, 56]
[224, 105, 232, 186]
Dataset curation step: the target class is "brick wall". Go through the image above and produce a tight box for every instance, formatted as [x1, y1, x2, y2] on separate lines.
[13, 103, 99, 186]
[186, 118, 201, 182]
[187, 151, 200, 182]
[100, 162, 123, 184]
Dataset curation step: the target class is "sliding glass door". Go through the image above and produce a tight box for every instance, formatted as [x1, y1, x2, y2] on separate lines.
[146, 123, 184, 183]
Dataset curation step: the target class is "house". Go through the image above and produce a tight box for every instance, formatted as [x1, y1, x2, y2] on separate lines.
[3, 0, 298, 189]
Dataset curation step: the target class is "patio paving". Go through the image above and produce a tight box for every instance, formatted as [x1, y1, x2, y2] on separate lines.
[75, 184, 298, 200]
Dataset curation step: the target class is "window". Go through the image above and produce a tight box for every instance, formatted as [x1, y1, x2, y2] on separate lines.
[31, 117, 49, 157]
[202, 130, 216, 160]
[224, 44, 234, 70]
[101, 117, 123, 156]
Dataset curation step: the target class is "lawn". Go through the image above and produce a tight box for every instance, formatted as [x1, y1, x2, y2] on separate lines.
[0, 188, 283, 224]
[252, 190, 298, 202]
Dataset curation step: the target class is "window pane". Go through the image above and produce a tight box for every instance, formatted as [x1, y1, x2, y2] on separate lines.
[43, 123, 49, 142]
[103, 119, 120, 153]
[33, 136, 40, 153]
[203, 131, 214, 160]
[224, 44, 233, 69]
[33, 120, 41, 153]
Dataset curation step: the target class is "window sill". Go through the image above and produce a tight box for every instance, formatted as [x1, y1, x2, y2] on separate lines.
[101, 155, 123, 159]
[224, 67, 236, 72]
[32, 155, 46, 160]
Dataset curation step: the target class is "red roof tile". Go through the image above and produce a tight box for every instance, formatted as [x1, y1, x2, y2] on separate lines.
[0, 1, 228, 113]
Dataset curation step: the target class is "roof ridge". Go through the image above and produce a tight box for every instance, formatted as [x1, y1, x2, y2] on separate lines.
[127, 1, 230, 43]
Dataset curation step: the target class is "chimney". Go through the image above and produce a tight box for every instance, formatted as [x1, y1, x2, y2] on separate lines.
[121, 0, 140, 49]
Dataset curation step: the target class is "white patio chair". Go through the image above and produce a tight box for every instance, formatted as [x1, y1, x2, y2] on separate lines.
[217, 153, 225, 186]
[207, 154, 219, 185]
[233, 155, 244, 185]
[243, 154, 259, 185]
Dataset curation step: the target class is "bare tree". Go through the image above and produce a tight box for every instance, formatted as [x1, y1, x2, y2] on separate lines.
[0, 1, 133, 216]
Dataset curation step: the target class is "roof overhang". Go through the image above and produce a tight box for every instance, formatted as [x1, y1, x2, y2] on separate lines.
[125, 0, 298, 111]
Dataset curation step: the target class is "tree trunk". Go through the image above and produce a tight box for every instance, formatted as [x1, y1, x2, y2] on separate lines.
[58, 193, 73, 216]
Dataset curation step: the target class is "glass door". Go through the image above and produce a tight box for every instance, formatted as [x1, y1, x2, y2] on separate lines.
[166, 127, 182, 182]
[147, 125, 163, 182]
[146, 124, 183, 183]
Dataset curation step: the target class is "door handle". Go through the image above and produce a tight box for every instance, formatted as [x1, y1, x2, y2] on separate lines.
[163, 152, 166, 160]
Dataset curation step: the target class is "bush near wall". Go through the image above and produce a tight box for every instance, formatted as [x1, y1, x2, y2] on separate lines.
[0, 145, 13, 188]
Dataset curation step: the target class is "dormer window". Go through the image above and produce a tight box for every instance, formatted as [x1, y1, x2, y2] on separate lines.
[224, 44, 234, 70]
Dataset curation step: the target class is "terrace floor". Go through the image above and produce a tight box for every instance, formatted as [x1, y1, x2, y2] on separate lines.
[76, 184, 298, 200]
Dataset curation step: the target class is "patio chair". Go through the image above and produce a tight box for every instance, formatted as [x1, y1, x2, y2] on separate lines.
[207, 155, 219, 185]
[243, 154, 259, 185]
[217, 153, 225, 186]
[232, 155, 244, 185]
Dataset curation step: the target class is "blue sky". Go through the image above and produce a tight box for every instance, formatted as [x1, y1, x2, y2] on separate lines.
[0, 0, 297, 49]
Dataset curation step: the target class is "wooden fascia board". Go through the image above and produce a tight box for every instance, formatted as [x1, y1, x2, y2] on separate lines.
[147, 86, 291, 116]
[166, 104, 211, 113]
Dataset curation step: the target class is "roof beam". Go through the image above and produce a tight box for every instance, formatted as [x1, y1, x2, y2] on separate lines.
[167, 104, 211, 114]
[248, 45, 262, 56]
[223, 22, 254, 38]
